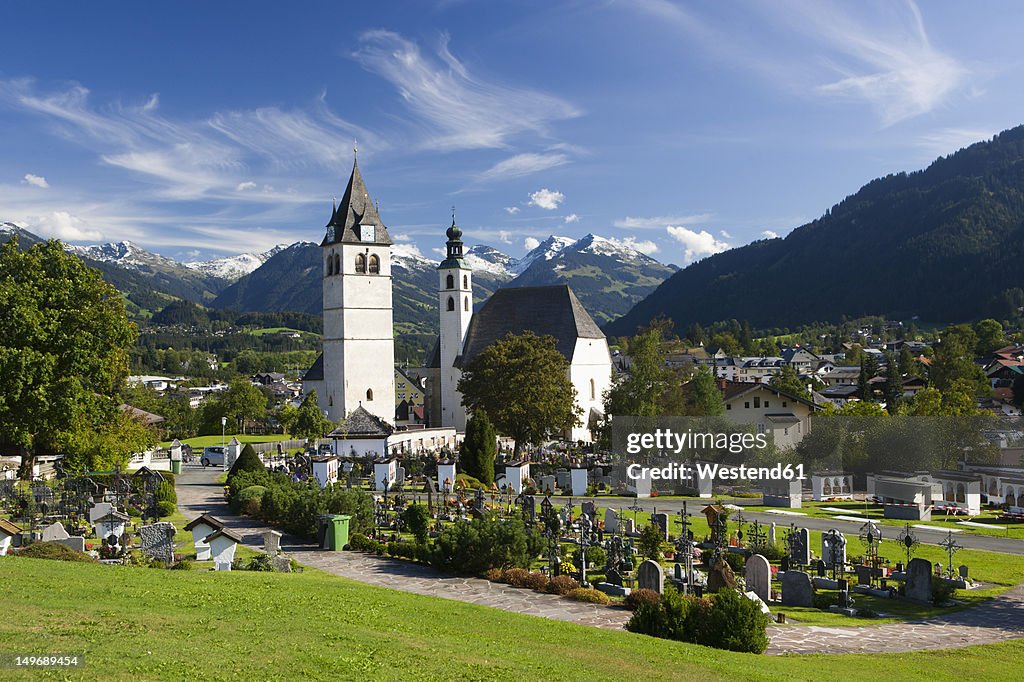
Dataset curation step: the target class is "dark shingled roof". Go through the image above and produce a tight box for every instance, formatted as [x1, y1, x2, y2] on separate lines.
[322, 158, 392, 246]
[457, 285, 604, 368]
[304, 353, 324, 381]
[184, 513, 226, 532]
[328, 405, 394, 438]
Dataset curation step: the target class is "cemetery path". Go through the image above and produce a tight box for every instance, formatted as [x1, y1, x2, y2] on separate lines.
[175, 466, 1024, 654]
[766, 582, 1024, 654]
[174, 464, 629, 631]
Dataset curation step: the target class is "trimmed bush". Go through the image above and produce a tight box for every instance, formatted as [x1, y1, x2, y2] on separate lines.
[431, 513, 545, 576]
[523, 571, 549, 591]
[567, 588, 611, 605]
[485, 567, 506, 583]
[627, 586, 770, 654]
[503, 568, 531, 587]
[18, 541, 97, 563]
[156, 500, 176, 517]
[227, 443, 264, 482]
[246, 554, 275, 572]
[624, 588, 661, 612]
[932, 576, 958, 604]
[236, 485, 266, 516]
[154, 480, 177, 505]
[546, 575, 580, 595]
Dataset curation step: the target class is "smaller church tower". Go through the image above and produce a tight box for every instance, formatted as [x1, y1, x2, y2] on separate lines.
[437, 214, 473, 430]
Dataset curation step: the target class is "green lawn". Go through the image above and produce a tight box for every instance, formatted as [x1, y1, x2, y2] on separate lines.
[3, 557, 1024, 681]
[740, 500, 1024, 539]
[159, 433, 297, 449]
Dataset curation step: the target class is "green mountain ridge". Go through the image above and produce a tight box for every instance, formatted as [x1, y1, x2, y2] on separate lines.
[607, 125, 1024, 336]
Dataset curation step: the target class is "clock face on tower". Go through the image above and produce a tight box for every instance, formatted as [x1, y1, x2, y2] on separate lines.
[359, 224, 376, 242]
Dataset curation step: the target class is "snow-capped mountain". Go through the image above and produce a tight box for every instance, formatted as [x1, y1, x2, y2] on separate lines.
[464, 244, 517, 277]
[184, 244, 291, 281]
[510, 235, 577, 275]
[66, 240, 183, 271]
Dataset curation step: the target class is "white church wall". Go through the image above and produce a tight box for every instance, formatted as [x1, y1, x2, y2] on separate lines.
[568, 337, 613, 442]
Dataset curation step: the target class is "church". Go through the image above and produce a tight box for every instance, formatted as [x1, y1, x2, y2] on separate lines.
[305, 158, 612, 444]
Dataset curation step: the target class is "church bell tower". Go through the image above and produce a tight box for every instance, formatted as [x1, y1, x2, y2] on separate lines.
[321, 156, 395, 424]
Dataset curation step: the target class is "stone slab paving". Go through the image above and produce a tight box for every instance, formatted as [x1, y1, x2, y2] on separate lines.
[176, 465, 1024, 655]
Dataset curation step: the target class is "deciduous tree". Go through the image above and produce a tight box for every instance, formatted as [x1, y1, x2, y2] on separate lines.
[458, 332, 582, 459]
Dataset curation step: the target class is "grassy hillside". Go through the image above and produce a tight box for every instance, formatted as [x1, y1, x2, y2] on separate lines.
[2, 557, 1023, 680]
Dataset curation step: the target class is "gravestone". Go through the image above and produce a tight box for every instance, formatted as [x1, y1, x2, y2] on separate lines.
[906, 557, 933, 602]
[855, 565, 873, 586]
[581, 501, 597, 519]
[815, 559, 827, 577]
[604, 508, 620, 534]
[781, 570, 814, 607]
[621, 518, 636, 535]
[637, 559, 664, 594]
[89, 502, 113, 524]
[271, 555, 292, 573]
[541, 475, 556, 494]
[822, 530, 847, 569]
[707, 557, 737, 593]
[56, 536, 86, 553]
[769, 522, 777, 546]
[264, 529, 282, 555]
[395, 466, 406, 485]
[745, 554, 771, 603]
[139, 522, 176, 564]
[41, 521, 70, 542]
[650, 512, 669, 541]
[958, 564, 969, 580]
[789, 528, 810, 566]
[522, 495, 537, 523]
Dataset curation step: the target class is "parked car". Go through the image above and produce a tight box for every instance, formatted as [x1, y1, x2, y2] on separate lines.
[201, 446, 226, 467]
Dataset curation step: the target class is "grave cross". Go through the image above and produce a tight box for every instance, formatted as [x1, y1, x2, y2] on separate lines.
[939, 531, 962, 579]
[746, 519, 767, 553]
[896, 523, 919, 566]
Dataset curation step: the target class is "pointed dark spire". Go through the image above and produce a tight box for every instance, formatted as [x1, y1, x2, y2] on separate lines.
[322, 157, 392, 246]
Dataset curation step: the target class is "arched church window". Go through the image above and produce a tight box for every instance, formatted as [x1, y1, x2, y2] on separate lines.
[590, 378, 596, 401]
[334, 254, 340, 274]
[446, 273, 454, 289]
[463, 296, 469, 311]
[447, 296, 455, 312]
[355, 253, 366, 273]
[463, 274, 468, 288]
[366, 388, 374, 401]
[368, 254, 380, 274]
[327, 255, 333, 276]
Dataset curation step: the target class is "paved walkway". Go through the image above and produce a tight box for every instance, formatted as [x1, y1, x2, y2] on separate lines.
[175, 465, 1024, 655]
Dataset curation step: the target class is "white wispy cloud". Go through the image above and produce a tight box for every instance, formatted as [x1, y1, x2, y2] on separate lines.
[720, 229, 732, 239]
[353, 31, 580, 150]
[761, 230, 779, 239]
[629, 0, 967, 126]
[615, 213, 714, 229]
[477, 152, 569, 182]
[236, 181, 257, 191]
[915, 127, 994, 157]
[504, 206, 520, 215]
[23, 173, 49, 188]
[528, 188, 564, 210]
[32, 210, 103, 241]
[524, 236, 540, 250]
[0, 78, 342, 204]
[666, 225, 730, 264]
[498, 230, 513, 244]
[563, 213, 579, 224]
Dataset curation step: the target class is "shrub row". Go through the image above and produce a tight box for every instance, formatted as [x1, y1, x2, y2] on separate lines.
[567, 588, 611, 605]
[226, 468, 372, 540]
[626, 587, 770, 654]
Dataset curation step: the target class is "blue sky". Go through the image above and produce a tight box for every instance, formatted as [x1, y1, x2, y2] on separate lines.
[1, 1, 1022, 266]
